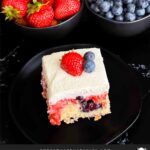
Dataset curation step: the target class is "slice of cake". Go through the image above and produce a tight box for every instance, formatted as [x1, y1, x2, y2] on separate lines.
[41, 48, 111, 125]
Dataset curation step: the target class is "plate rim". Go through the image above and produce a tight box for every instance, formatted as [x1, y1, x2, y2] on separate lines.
[8, 43, 143, 144]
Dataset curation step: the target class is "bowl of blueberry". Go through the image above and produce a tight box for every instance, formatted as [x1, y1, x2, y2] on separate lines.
[85, 0, 150, 37]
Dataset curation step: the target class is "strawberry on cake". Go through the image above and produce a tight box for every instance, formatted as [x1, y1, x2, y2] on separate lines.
[41, 48, 111, 126]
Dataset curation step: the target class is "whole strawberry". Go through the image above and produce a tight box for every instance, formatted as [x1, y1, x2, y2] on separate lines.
[54, 0, 80, 20]
[1, 0, 29, 20]
[61, 51, 83, 76]
[27, 1, 54, 28]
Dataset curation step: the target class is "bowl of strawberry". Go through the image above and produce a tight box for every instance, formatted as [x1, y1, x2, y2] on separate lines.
[85, 0, 150, 37]
[1, 0, 84, 39]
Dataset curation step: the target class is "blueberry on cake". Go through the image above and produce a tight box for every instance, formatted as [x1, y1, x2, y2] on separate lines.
[41, 48, 111, 125]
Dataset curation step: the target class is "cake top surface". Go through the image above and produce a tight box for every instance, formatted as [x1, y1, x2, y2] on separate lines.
[42, 48, 109, 104]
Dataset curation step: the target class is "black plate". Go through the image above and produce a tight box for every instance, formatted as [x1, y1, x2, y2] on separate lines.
[9, 44, 142, 144]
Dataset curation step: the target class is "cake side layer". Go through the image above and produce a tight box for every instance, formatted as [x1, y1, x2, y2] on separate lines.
[42, 48, 110, 105]
[61, 96, 111, 124]
[47, 96, 111, 125]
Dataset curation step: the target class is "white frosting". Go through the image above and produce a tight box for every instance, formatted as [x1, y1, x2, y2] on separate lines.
[42, 48, 110, 105]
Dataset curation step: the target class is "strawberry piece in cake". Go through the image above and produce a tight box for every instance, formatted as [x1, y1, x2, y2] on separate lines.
[41, 48, 111, 125]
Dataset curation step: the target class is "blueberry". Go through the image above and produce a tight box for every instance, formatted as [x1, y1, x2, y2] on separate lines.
[99, 1, 111, 13]
[105, 11, 114, 19]
[81, 101, 88, 112]
[83, 60, 95, 73]
[123, 0, 133, 4]
[140, 64, 147, 70]
[88, 100, 96, 111]
[80, 99, 101, 112]
[76, 96, 84, 101]
[90, 3, 95, 10]
[96, 103, 101, 109]
[115, 15, 124, 21]
[146, 5, 150, 13]
[112, 5, 123, 16]
[90, 4, 100, 13]
[96, 0, 103, 5]
[137, 0, 149, 9]
[136, 8, 146, 16]
[127, 3, 136, 13]
[125, 12, 136, 21]
[115, 0, 123, 6]
[84, 51, 95, 60]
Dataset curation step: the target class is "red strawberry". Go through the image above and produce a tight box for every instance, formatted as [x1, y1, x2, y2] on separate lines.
[54, 0, 80, 20]
[1, 0, 29, 20]
[61, 51, 83, 76]
[27, 2, 54, 28]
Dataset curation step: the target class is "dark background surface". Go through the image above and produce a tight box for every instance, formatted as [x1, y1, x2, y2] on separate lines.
[0, 5, 150, 144]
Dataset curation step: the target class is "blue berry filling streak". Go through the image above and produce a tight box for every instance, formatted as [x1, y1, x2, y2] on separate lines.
[76, 96, 102, 112]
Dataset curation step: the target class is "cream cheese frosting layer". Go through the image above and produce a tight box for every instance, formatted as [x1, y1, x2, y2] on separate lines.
[42, 48, 110, 105]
